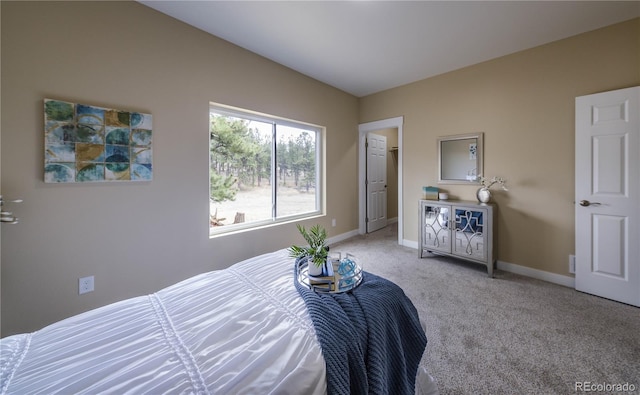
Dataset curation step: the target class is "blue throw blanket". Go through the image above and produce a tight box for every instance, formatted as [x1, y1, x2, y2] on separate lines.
[294, 263, 427, 395]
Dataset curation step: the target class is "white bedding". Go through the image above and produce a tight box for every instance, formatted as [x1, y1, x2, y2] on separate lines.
[1, 249, 438, 394]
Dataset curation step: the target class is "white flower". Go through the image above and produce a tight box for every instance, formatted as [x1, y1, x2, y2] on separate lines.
[478, 175, 508, 191]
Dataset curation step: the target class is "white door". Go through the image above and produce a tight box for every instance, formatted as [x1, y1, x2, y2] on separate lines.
[575, 86, 639, 307]
[367, 133, 387, 233]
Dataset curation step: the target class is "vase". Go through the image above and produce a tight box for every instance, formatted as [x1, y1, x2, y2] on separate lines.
[476, 187, 491, 203]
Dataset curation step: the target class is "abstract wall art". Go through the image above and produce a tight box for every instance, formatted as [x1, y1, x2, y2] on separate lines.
[44, 99, 153, 183]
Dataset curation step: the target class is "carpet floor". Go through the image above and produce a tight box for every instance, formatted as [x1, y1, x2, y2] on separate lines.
[331, 223, 640, 395]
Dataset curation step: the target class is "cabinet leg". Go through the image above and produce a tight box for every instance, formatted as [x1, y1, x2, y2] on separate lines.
[420, 250, 433, 259]
[488, 260, 496, 278]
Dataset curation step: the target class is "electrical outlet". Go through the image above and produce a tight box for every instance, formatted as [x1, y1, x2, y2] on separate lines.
[569, 255, 576, 274]
[331, 218, 336, 227]
[79, 276, 94, 294]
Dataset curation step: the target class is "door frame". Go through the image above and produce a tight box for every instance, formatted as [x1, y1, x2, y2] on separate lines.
[358, 116, 403, 244]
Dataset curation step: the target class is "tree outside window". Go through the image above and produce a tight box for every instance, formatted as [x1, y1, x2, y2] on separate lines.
[209, 105, 322, 233]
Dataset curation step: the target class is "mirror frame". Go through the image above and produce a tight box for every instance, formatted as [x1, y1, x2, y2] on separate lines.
[437, 132, 484, 184]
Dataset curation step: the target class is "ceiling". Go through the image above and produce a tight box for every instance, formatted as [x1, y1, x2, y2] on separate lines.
[139, 1, 640, 97]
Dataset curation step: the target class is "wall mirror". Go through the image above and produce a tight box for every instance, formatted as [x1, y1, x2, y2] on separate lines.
[438, 132, 484, 184]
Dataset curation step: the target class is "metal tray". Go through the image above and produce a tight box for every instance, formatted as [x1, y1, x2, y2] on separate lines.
[297, 253, 363, 293]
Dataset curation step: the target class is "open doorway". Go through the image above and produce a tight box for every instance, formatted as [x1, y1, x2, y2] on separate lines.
[358, 117, 404, 245]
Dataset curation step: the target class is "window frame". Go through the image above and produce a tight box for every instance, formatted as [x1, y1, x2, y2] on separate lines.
[209, 102, 324, 236]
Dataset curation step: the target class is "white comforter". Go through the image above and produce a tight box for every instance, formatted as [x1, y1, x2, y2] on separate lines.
[1, 250, 326, 394]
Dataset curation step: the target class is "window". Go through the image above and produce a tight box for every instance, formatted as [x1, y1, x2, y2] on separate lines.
[209, 103, 323, 235]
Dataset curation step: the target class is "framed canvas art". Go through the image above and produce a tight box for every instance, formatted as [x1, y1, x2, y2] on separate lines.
[44, 99, 152, 183]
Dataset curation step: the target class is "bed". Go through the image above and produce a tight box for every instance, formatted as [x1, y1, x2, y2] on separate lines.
[1, 249, 438, 394]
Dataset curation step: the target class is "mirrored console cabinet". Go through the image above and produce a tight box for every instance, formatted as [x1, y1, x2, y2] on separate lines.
[419, 199, 497, 277]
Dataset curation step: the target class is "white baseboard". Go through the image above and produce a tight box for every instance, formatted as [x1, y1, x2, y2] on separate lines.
[404, 239, 575, 288]
[403, 239, 418, 249]
[497, 260, 575, 288]
[327, 229, 360, 245]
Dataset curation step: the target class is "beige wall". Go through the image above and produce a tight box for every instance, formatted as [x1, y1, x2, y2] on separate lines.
[360, 18, 640, 276]
[0, 1, 359, 335]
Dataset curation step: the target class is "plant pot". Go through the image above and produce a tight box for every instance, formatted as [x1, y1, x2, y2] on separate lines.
[476, 187, 491, 203]
[308, 259, 323, 276]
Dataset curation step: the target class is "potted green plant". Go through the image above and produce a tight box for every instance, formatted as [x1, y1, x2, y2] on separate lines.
[288, 224, 328, 276]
